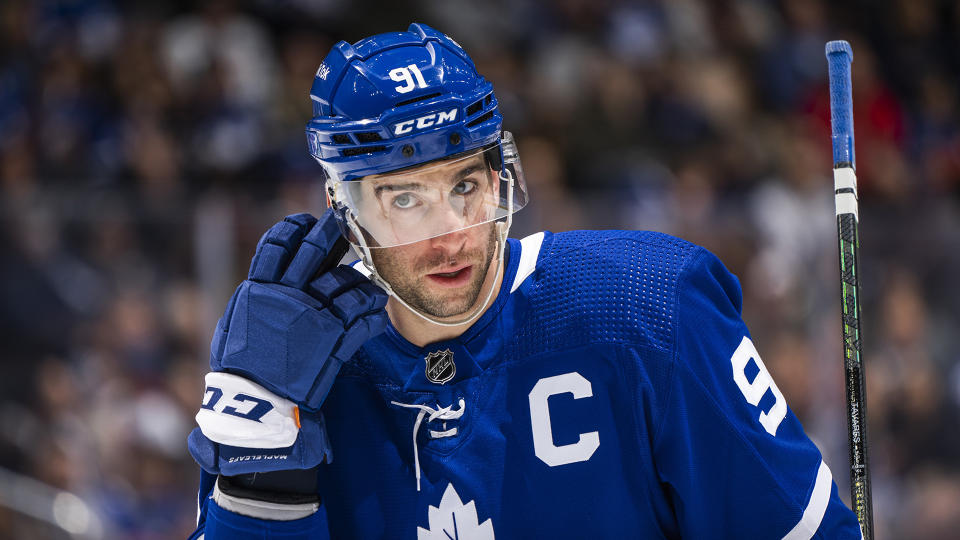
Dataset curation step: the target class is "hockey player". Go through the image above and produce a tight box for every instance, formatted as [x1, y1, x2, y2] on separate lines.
[187, 23, 864, 539]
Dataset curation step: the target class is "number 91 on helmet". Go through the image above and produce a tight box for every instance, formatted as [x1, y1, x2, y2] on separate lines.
[304, 23, 528, 249]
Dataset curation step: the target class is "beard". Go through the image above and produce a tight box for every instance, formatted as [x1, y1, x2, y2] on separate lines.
[370, 224, 498, 318]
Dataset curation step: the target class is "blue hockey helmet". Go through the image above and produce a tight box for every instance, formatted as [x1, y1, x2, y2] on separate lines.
[305, 23, 527, 249]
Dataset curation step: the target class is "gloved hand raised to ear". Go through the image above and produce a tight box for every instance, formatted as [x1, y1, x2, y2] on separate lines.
[189, 210, 388, 478]
[211, 210, 388, 411]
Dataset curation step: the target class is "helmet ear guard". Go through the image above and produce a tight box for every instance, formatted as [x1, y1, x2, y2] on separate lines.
[484, 142, 503, 171]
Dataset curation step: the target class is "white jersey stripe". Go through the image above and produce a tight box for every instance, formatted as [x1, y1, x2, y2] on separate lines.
[782, 460, 833, 540]
[511, 232, 545, 292]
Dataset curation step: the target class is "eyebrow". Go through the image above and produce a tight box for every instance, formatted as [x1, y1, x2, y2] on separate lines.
[452, 164, 484, 181]
[374, 182, 427, 195]
[373, 163, 486, 196]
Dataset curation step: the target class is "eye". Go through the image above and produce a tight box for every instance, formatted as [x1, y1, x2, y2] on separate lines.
[392, 192, 419, 209]
[452, 180, 477, 196]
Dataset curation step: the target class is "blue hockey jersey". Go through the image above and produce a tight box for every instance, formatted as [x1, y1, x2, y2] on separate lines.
[190, 230, 863, 539]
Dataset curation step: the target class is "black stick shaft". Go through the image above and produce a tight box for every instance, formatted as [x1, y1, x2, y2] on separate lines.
[837, 206, 873, 538]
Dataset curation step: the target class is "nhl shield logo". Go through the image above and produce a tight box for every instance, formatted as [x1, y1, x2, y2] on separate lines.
[424, 349, 455, 385]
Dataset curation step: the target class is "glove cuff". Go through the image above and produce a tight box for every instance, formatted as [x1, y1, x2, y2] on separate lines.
[215, 473, 319, 521]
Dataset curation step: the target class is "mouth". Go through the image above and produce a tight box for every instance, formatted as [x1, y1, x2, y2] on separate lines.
[425, 264, 474, 288]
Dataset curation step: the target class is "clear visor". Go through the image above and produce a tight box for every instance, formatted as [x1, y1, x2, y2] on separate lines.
[331, 132, 528, 248]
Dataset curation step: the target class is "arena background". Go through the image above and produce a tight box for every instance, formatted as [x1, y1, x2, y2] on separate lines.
[1, 0, 959, 538]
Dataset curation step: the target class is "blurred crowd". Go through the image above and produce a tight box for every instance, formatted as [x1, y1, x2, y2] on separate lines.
[1, 0, 958, 538]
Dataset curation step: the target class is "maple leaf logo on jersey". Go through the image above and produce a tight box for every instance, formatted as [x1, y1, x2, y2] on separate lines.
[417, 483, 495, 540]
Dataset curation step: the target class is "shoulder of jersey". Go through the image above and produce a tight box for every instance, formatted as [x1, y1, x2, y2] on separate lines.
[509, 230, 701, 354]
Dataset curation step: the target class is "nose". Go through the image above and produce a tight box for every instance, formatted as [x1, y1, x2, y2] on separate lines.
[428, 226, 468, 255]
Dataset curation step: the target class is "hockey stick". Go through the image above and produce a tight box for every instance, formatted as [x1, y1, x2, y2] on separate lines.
[825, 40, 874, 540]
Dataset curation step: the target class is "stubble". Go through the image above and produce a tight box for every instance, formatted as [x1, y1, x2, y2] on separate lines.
[371, 225, 498, 318]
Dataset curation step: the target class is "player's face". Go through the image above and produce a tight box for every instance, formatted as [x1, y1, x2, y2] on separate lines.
[362, 155, 500, 318]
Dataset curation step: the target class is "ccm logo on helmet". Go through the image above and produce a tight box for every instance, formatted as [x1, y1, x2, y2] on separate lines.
[393, 108, 458, 136]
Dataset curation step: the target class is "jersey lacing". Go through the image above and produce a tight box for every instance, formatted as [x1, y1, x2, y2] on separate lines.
[389, 399, 466, 491]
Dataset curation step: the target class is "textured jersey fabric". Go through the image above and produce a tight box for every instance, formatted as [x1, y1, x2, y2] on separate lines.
[190, 230, 863, 539]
